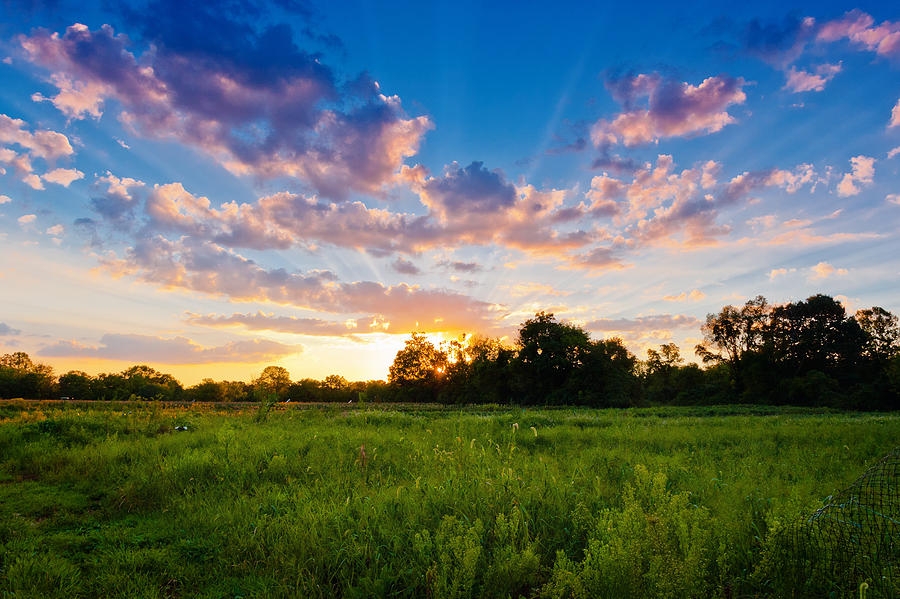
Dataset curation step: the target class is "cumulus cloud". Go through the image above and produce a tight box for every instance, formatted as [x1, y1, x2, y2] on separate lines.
[0, 113, 76, 188]
[42, 167, 84, 187]
[90, 163, 599, 266]
[39, 333, 301, 364]
[886, 194, 900, 205]
[0, 194, 12, 204]
[584, 155, 816, 249]
[0, 113, 73, 162]
[663, 289, 705, 302]
[46, 224, 64, 236]
[809, 261, 848, 280]
[19, 15, 431, 199]
[817, 10, 900, 58]
[17, 214, 36, 225]
[888, 147, 900, 159]
[591, 73, 747, 147]
[783, 63, 841, 93]
[0, 322, 21, 336]
[891, 99, 900, 128]
[836, 155, 875, 197]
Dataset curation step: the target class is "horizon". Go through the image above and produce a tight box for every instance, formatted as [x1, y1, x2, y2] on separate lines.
[1, 1, 899, 385]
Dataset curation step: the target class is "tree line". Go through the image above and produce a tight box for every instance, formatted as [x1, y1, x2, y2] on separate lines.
[1, 294, 898, 409]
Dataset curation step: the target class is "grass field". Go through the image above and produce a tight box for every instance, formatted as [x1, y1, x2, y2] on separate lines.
[1, 400, 898, 598]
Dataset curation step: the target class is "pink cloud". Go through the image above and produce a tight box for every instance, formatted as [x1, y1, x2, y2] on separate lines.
[40, 333, 301, 364]
[0, 113, 73, 161]
[783, 63, 842, 93]
[836, 155, 875, 197]
[19, 23, 431, 199]
[97, 236, 506, 334]
[809, 261, 848, 280]
[817, 10, 900, 58]
[592, 73, 747, 147]
[890, 99, 900, 128]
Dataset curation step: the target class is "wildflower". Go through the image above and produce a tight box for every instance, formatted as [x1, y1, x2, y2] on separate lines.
[512, 422, 519, 431]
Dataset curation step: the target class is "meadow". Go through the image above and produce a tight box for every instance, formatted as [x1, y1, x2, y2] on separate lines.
[1, 400, 898, 598]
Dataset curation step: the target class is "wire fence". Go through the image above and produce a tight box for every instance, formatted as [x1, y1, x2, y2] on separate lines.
[792, 448, 899, 597]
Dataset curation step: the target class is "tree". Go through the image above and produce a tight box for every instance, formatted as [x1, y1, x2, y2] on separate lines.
[322, 374, 349, 390]
[253, 366, 292, 400]
[856, 307, 899, 363]
[768, 294, 865, 377]
[388, 333, 448, 401]
[513, 312, 591, 404]
[59, 371, 93, 400]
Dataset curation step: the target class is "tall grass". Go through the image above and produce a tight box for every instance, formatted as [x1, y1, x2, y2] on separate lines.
[0, 401, 897, 597]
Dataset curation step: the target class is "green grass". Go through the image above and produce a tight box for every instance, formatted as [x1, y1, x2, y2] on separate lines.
[0, 400, 898, 598]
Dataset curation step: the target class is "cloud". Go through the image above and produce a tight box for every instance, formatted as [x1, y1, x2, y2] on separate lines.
[891, 99, 900, 128]
[587, 155, 815, 249]
[39, 333, 301, 364]
[186, 311, 361, 336]
[836, 155, 875, 197]
[817, 10, 900, 58]
[783, 63, 841, 93]
[591, 73, 747, 147]
[17, 214, 36, 225]
[740, 15, 817, 66]
[503, 282, 571, 298]
[42, 167, 84, 187]
[419, 161, 517, 220]
[585, 314, 701, 336]
[0, 113, 73, 161]
[46, 224, 64, 236]
[438, 260, 482, 273]
[0, 195, 11, 204]
[19, 18, 431, 199]
[662, 289, 705, 302]
[888, 147, 900, 159]
[391, 257, 421, 275]
[887, 194, 900, 206]
[768, 267, 796, 279]
[96, 236, 505, 334]
[90, 164, 598, 265]
[0, 322, 21, 336]
[809, 261, 848, 280]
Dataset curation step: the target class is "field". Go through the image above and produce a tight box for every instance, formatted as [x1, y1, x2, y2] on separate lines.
[1, 401, 898, 598]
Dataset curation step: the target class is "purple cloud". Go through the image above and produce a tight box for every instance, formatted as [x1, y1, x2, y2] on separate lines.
[20, 18, 431, 198]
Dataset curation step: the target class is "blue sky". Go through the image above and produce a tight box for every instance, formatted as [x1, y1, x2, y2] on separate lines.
[0, 1, 898, 383]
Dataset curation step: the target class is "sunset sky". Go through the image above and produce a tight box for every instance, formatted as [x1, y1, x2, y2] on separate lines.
[1, 0, 898, 384]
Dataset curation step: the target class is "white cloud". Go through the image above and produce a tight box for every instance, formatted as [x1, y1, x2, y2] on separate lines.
[809, 261, 848, 280]
[769, 267, 797, 279]
[836, 155, 875, 197]
[42, 167, 84, 187]
[887, 194, 900, 206]
[46, 224, 64, 236]
[0, 194, 11, 204]
[662, 289, 705, 302]
[891, 99, 900, 128]
[17, 214, 36, 225]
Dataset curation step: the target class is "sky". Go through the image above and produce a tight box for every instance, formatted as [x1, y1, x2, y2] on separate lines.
[0, 0, 898, 385]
